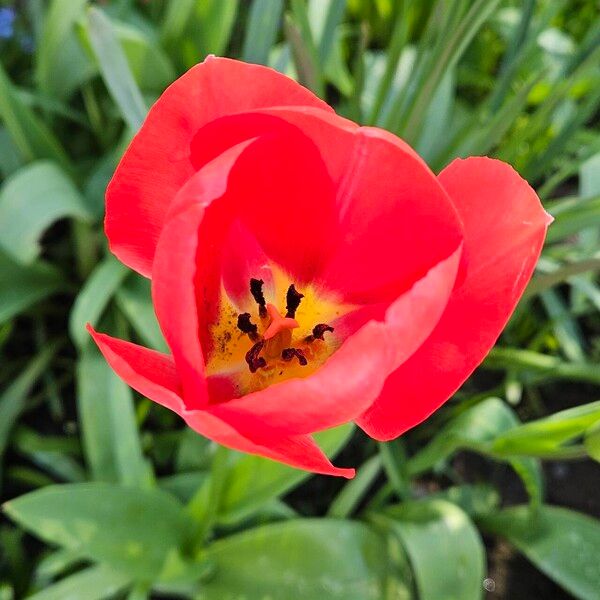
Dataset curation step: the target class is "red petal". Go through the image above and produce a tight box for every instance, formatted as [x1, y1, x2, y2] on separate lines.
[209, 116, 338, 283]
[358, 157, 551, 440]
[220, 220, 274, 312]
[183, 410, 354, 478]
[319, 127, 464, 303]
[106, 57, 332, 277]
[87, 325, 352, 477]
[152, 197, 209, 409]
[208, 247, 461, 435]
[237, 107, 465, 303]
[87, 325, 184, 413]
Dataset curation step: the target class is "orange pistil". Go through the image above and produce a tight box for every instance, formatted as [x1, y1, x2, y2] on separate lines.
[263, 303, 299, 340]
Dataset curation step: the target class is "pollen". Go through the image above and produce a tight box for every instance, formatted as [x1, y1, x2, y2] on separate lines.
[205, 265, 354, 395]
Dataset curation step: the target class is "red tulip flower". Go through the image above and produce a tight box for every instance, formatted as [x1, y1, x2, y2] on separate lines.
[89, 57, 551, 477]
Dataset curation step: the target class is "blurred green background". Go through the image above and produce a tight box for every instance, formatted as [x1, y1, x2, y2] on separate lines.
[0, 1, 600, 599]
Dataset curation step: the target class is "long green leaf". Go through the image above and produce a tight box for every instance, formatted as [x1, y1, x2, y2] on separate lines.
[198, 520, 389, 599]
[0, 346, 58, 473]
[26, 564, 130, 600]
[242, 0, 284, 66]
[69, 255, 128, 349]
[77, 344, 149, 487]
[0, 61, 70, 170]
[35, 0, 94, 100]
[115, 274, 167, 352]
[215, 424, 354, 524]
[0, 161, 91, 265]
[4, 483, 193, 581]
[85, 7, 147, 131]
[375, 499, 486, 600]
[0, 251, 63, 325]
[481, 505, 600, 600]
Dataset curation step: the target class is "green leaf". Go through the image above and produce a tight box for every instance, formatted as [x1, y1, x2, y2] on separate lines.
[77, 344, 150, 487]
[0, 251, 62, 325]
[485, 347, 600, 385]
[160, 0, 196, 45]
[35, 0, 94, 100]
[217, 424, 354, 524]
[26, 564, 130, 600]
[69, 255, 128, 349]
[192, 0, 238, 59]
[374, 499, 485, 600]
[0, 161, 91, 264]
[0, 127, 24, 177]
[491, 400, 600, 457]
[242, 0, 284, 66]
[540, 289, 585, 362]
[159, 472, 207, 504]
[408, 397, 519, 474]
[426, 484, 500, 519]
[4, 483, 192, 581]
[113, 22, 176, 93]
[309, 0, 346, 64]
[0, 347, 58, 474]
[544, 195, 600, 243]
[85, 7, 147, 131]
[584, 422, 600, 462]
[198, 520, 388, 599]
[35, 548, 83, 582]
[415, 68, 455, 162]
[328, 455, 382, 519]
[580, 152, 600, 197]
[115, 274, 167, 352]
[0, 61, 70, 170]
[481, 505, 600, 600]
[408, 398, 543, 506]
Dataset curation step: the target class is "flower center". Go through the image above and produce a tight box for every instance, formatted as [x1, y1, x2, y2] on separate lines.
[241, 282, 334, 373]
[206, 268, 349, 395]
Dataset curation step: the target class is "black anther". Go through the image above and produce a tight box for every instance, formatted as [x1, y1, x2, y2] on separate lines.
[245, 341, 266, 373]
[308, 324, 334, 342]
[285, 284, 304, 318]
[237, 313, 258, 340]
[250, 278, 267, 317]
[281, 348, 308, 366]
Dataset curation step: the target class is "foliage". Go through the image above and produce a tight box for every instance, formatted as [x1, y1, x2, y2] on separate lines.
[0, 1, 599, 598]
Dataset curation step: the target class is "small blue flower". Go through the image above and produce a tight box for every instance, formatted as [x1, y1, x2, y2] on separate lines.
[0, 6, 15, 40]
[20, 34, 34, 54]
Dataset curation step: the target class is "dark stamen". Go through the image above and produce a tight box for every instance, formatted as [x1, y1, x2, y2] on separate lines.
[282, 348, 308, 366]
[245, 341, 266, 373]
[285, 284, 304, 318]
[250, 278, 267, 317]
[237, 313, 258, 340]
[306, 323, 334, 343]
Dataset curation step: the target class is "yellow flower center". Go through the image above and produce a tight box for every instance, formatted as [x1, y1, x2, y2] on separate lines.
[206, 266, 354, 394]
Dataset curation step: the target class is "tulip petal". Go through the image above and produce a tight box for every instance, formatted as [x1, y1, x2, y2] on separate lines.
[190, 113, 338, 283]
[87, 325, 185, 413]
[183, 410, 354, 478]
[87, 326, 352, 477]
[220, 220, 274, 312]
[239, 107, 465, 303]
[152, 197, 209, 408]
[152, 140, 262, 405]
[106, 56, 332, 277]
[208, 246, 461, 436]
[358, 157, 551, 440]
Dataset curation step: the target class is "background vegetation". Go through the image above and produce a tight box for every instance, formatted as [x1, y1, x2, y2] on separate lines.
[0, 0, 599, 598]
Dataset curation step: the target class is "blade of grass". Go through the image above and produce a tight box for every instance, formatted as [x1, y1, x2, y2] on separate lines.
[242, 0, 284, 66]
[86, 7, 147, 131]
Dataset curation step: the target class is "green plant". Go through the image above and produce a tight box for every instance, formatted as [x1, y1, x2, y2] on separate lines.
[1, 1, 599, 598]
